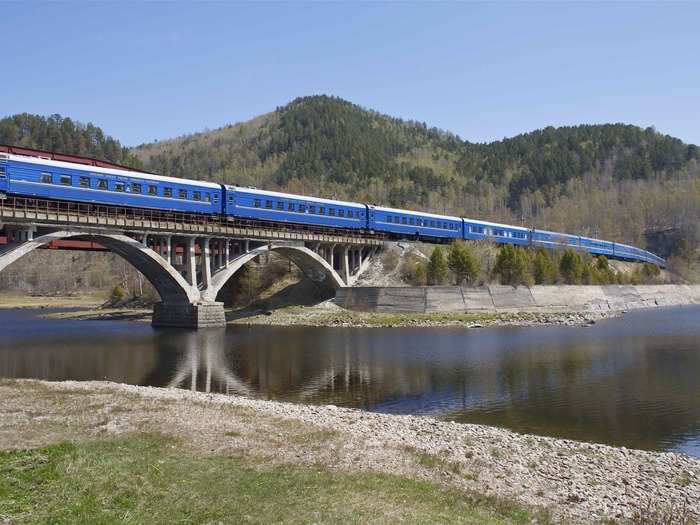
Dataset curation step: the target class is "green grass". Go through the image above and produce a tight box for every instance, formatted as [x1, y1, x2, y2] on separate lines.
[0, 436, 545, 525]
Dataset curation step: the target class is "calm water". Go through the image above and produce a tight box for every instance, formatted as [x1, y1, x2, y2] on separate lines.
[1, 306, 699, 457]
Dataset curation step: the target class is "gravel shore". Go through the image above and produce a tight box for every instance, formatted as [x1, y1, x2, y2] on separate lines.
[3, 379, 697, 524]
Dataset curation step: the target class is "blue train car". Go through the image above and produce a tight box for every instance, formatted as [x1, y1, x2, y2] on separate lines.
[224, 186, 368, 230]
[531, 229, 579, 250]
[3, 153, 221, 214]
[578, 236, 614, 257]
[369, 206, 461, 239]
[463, 219, 530, 246]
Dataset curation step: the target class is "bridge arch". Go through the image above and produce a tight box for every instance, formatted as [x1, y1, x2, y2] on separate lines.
[201, 244, 346, 302]
[0, 230, 198, 304]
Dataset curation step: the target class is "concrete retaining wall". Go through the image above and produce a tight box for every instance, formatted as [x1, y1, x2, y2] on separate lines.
[334, 285, 700, 314]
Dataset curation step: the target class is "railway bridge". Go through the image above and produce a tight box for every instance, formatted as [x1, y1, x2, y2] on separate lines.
[0, 197, 382, 328]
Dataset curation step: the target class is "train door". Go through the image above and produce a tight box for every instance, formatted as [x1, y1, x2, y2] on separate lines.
[0, 157, 8, 194]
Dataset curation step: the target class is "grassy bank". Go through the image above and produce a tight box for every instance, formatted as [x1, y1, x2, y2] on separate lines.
[0, 292, 105, 310]
[0, 435, 537, 525]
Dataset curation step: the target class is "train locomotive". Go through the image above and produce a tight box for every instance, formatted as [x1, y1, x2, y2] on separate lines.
[0, 145, 666, 268]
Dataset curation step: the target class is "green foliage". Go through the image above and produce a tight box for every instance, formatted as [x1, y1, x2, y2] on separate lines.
[643, 263, 661, 279]
[493, 245, 532, 286]
[108, 285, 128, 304]
[559, 249, 584, 284]
[447, 240, 480, 285]
[0, 113, 141, 168]
[0, 437, 541, 525]
[414, 262, 427, 286]
[533, 249, 557, 284]
[427, 247, 449, 285]
[596, 255, 610, 272]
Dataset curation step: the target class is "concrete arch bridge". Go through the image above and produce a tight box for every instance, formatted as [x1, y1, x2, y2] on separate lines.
[0, 212, 381, 327]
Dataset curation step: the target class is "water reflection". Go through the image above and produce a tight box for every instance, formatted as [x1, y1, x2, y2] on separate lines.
[0, 307, 698, 456]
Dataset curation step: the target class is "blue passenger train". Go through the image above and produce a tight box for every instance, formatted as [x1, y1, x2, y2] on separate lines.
[0, 146, 666, 268]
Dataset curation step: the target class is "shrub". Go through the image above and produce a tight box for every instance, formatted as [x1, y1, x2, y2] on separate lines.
[533, 249, 557, 284]
[559, 249, 584, 284]
[447, 240, 480, 285]
[109, 285, 128, 304]
[493, 244, 532, 286]
[427, 246, 449, 285]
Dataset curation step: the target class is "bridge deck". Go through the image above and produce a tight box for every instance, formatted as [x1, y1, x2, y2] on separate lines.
[0, 196, 382, 246]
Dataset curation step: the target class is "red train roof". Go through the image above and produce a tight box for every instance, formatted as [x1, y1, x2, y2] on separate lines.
[0, 144, 144, 173]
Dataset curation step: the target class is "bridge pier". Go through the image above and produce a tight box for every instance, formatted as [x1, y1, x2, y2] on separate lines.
[152, 301, 226, 329]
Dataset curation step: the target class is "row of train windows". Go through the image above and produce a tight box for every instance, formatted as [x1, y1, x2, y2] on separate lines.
[253, 199, 359, 218]
[0, 166, 5, 178]
[469, 225, 527, 239]
[386, 216, 456, 230]
[39, 172, 212, 202]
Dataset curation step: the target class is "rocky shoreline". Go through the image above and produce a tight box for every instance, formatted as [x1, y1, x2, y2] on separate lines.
[3, 379, 697, 524]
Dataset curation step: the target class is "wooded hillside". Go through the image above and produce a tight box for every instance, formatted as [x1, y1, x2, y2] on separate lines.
[134, 96, 700, 259]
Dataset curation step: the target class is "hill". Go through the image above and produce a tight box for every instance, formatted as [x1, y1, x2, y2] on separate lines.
[133, 96, 700, 255]
[0, 113, 141, 169]
[1, 98, 698, 274]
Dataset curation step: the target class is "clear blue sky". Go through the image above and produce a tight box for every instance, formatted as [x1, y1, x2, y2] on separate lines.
[3, 2, 699, 147]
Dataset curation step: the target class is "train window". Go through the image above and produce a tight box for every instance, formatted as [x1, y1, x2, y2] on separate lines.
[401, 216, 406, 224]
[148, 185, 157, 195]
[193, 191, 201, 201]
[205, 194, 212, 202]
[213, 194, 219, 202]
[0, 167, 5, 178]
[97, 179, 108, 190]
[308, 205, 315, 214]
[178, 189, 187, 199]
[79, 176, 90, 188]
[254, 199, 261, 208]
[328, 208, 335, 216]
[132, 183, 142, 194]
[115, 182, 125, 192]
[164, 187, 173, 198]
[276, 201, 284, 210]
[348, 210, 354, 218]
[59, 175, 72, 186]
[338, 209, 344, 217]
[299, 204, 306, 213]
[319, 207, 325, 215]
[288, 202, 295, 211]
[41, 173, 52, 184]
[409, 218, 414, 225]
[228, 196, 234, 203]
[265, 200, 272, 209]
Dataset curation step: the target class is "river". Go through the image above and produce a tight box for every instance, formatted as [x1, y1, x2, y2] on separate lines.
[0, 306, 698, 457]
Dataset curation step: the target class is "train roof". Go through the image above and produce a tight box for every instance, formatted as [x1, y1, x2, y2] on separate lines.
[463, 217, 529, 231]
[370, 205, 461, 221]
[225, 186, 366, 208]
[5, 153, 221, 190]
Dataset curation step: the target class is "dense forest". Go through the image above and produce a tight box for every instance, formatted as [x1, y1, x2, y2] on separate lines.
[0, 113, 141, 169]
[2, 97, 699, 287]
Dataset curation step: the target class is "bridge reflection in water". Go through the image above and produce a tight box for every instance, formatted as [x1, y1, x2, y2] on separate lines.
[0, 307, 699, 456]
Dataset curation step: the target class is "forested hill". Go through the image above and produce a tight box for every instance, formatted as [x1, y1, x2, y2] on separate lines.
[1, 98, 699, 265]
[134, 95, 699, 253]
[0, 113, 141, 169]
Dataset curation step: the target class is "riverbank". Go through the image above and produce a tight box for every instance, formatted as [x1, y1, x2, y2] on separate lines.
[1, 379, 697, 524]
[40, 301, 613, 328]
[0, 292, 105, 310]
